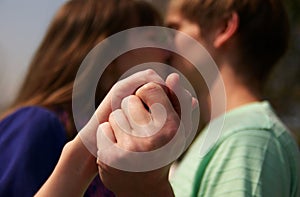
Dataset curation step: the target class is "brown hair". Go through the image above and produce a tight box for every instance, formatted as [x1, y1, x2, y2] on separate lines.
[170, 0, 290, 83]
[3, 0, 162, 137]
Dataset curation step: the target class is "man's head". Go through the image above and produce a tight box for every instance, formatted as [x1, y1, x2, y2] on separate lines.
[167, 0, 290, 85]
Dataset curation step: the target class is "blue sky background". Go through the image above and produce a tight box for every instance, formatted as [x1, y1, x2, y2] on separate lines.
[0, 0, 66, 111]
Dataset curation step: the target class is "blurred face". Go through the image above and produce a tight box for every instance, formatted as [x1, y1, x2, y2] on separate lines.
[166, 11, 201, 40]
[165, 9, 212, 125]
[165, 11, 202, 71]
[114, 28, 171, 75]
[116, 48, 170, 72]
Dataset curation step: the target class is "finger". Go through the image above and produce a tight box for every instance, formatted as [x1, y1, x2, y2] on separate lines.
[135, 82, 176, 127]
[108, 69, 165, 111]
[163, 74, 181, 116]
[166, 73, 192, 113]
[97, 121, 127, 169]
[109, 109, 132, 141]
[122, 95, 162, 137]
[184, 89, 199, 110]
[135, 82, 174, 114]
[121, 95, 152, 124]
[192, 98, 199, 110]
[97, 122, 116, 144]
[166, 73, 195, 137]
[96, 122, 116, 164]
[95, 69, 165, 123]
[114, 69, 165, 96]
[109, 109, 151, 152]
[165, 73, 180, 92]
[166, 73, 196, 109]
[166, 73, 198, 110]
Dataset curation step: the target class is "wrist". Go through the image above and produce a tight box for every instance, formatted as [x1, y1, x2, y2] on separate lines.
[35, 136, 98, 196]
[54, 136, 98, 194]
[64, 136, 98, 177]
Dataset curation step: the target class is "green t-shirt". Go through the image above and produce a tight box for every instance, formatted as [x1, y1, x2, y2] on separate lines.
[171, 101, 300, 197]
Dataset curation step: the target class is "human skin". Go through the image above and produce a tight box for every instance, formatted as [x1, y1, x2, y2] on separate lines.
[35, 69, 173, 196]
[35, 69, 196, 197]
[97, 7, 262, 197]
[97, 73, 196, 197]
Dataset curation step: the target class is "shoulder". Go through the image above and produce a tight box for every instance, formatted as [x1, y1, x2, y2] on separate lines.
[0, 106, 68, 196]
[197, 102, 300, 196]
[0, 106, 67, 145]
[1, 106, 62, 126]
[217, 101, 298, 157]
[213, 116, 297, 172]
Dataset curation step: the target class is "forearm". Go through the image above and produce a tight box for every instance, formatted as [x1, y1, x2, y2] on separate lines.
[35, 136, 97, 197]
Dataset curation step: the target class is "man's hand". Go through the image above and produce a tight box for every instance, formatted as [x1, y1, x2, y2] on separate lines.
[97, 73, 197, 196]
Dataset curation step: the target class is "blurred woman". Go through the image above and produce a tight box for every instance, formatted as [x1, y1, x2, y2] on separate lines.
[0, 0, 166, 196]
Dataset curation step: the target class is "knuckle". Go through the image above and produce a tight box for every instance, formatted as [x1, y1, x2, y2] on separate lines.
[127, 95, 138, 103]
[108, 112, 115, 123]
[138, 82, 161, 94]
[145, 69, 156, 76]
[109, 109, 120, 122]
[122, 95, 139, 109]
[121, 96, 129, 108]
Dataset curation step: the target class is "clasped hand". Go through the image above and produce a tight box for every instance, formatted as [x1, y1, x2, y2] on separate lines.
[80, 69, 197, 196]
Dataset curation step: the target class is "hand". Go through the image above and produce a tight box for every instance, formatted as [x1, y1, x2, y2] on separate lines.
[36, 70, 168, 196]
[97, 73, 197, 196]
[78, 69, 165, 156]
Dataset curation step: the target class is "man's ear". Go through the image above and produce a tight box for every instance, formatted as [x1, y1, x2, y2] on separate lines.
[214, 12, 239, 48]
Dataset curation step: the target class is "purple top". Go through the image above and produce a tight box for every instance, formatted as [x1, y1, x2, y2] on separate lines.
[0, 106, 114, 197]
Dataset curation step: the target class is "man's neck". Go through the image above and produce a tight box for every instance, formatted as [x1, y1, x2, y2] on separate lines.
[210, 64, 262, 118]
